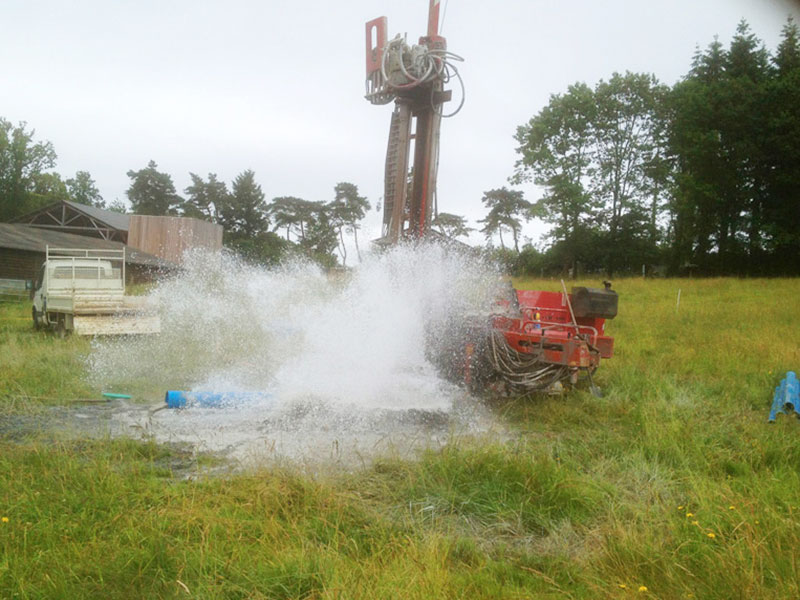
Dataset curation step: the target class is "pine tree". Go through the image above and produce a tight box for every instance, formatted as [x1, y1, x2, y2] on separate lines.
[183, 173, 228, 221]
[221, 170, 268, 237]
[126, 160, 182, 216]
[333, 182, 370, 262]
[478, 188, 531, 253]
[774, 16, 800, 75]
[432, 212, 473, 239]
[66, 171, 104, 208]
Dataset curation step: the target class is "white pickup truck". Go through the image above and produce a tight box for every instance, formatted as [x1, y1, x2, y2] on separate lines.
[31, 247, 160, 336]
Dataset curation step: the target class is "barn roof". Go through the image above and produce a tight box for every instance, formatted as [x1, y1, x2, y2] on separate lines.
[0, 223, 174, 268]
[62, 200, 131, 231]
[10, 200, 131, 241]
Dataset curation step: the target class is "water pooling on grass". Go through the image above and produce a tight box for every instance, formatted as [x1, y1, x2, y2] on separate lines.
[88, 244, 507, 467]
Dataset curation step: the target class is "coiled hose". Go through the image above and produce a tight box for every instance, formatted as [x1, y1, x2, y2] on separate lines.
[486, 329, 568, 392]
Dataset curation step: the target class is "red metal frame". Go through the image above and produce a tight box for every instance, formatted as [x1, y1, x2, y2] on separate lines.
[427, 0, 441, 37]
[493, 290, 615, 369]
[366, 1, 448, 243]
[365, 17, 387, 77]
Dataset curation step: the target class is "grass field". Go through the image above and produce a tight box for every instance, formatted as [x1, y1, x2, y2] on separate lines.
[2, 278, 800, 599]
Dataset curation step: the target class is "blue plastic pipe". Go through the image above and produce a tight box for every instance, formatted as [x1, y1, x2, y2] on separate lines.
[769, 371, 800, 422]
[165, 390, 274, 409]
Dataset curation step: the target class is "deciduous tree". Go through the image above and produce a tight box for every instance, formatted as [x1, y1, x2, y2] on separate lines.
[0, 118, 57, 219]
[513, 83, 597, 274]
[593, 72, 665, 275]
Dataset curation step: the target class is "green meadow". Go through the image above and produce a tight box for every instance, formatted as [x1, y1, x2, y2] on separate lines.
[2, 278, 800, 599]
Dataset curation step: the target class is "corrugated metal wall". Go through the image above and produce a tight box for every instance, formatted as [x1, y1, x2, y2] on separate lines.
[127, 216, 223, 264]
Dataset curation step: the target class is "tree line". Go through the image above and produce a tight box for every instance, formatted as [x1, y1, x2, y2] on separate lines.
[502, 17, 800, 276]
[0, 119, 125, 217]
[0, 127, 371, 268]
[0, 120, 466, 269]
[2, 17, 798, 275]
[124, 161, 371, 268]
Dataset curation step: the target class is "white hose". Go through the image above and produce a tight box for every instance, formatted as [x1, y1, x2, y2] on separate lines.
[377, 36, 465, 116]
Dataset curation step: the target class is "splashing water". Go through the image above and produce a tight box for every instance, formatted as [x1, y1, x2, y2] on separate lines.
[90, 244, 507, 466]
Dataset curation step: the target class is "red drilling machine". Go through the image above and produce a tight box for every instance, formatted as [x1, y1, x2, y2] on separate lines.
[364, 1, 617, 394]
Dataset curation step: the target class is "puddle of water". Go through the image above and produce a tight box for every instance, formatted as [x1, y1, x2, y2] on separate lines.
[107, 395, 501, 471]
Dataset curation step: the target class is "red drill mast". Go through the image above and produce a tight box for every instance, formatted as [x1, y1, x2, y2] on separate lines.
[363, 2, 618, 395]
[365, 0, 462, 243]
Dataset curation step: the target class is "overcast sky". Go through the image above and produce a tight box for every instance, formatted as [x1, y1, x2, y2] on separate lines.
[3, 0, 799, 247]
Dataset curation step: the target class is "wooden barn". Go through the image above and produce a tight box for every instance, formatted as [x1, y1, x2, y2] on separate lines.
[11, 201, 223, 264]
[13, 200, 131, 243]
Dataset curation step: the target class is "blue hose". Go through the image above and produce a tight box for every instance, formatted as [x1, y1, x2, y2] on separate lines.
[769, 371, 800, 422]
[165, 390, 274, 409]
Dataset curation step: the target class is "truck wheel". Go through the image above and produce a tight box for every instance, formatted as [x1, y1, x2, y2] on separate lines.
[32, 307, 41, 330]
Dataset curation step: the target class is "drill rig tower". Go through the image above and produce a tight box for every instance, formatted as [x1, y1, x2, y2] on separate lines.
[365, 0, 464, 243]
[363, 2, 618, 395]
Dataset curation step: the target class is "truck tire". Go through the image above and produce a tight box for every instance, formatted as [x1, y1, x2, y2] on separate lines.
[32, 307, 41, 330]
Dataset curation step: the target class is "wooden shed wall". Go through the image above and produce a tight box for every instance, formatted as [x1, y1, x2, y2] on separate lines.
[127, 216, 222, 264]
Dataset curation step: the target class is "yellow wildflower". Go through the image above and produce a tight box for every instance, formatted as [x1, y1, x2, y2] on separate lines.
[755, 520, 760, 524]
[692, 520, 699, 526]
[729, 505, 735, 510]
[678, 505, 684, 510]
[638, 585, 648, 592]
[707, 532, 716, 539]
[1, 517, 8, 523]
[619, 583, 627, 589]
[686, 512, 694, 518]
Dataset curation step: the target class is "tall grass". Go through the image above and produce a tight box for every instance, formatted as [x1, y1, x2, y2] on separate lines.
[0, 300, 93, 400]
[2, 278, 800, 598]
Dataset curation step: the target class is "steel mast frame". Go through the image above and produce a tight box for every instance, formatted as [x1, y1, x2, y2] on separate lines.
[365, 0, 452, 243]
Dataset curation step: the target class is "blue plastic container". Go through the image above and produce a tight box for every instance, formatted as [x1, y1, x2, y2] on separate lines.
[165, 390, 274, 409]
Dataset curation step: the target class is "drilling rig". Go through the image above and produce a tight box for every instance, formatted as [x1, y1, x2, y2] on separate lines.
[364, 0, 464, 242]
[364, 1, 618, 393]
